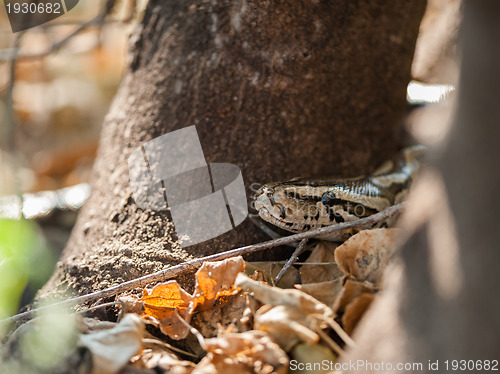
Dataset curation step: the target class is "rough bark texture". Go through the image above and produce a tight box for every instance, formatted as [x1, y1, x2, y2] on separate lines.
[418, 0, 500, 362]
[340, 1, 500, 371]
[39, 0, 426, 298]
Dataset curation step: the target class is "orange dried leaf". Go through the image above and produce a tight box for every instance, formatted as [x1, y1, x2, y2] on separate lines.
[141, 281, 193, 340]
[193, 256, 245, 311]
[142, 281, 192, 311]
[140, 257, 245, 339]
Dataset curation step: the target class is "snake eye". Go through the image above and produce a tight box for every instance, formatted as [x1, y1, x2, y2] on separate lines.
[284, 189, 297, 199]
[321, 191, 339, 206]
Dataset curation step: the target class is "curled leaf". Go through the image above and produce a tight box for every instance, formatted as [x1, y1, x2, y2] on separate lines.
[142, 280, 193, 340]
[195, 330, 288, 374]
[79, 314, 144, 374]
[341, 293, 375, 335]
[296, 279, 343, 310]
[255, 305, 320, 350]
[333, 278, 376, 315]
[141, 256, 245, 339]
[235, 273, 340, 351]
[235, 273, 333, 317]
[334, 228, 400, 285]
[194, 256, 245, 311]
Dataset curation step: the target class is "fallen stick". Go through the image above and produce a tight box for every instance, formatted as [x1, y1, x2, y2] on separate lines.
[3, 202, 405, 324]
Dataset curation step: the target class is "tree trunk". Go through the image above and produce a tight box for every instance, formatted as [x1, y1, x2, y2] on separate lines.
[410, 0, 500, 363]
[39, 0, 426, 299]
[339, 1, 500, 371]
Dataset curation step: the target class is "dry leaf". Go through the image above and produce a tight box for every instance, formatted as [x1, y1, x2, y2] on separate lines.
[333, 278, 376, 315]
[119, 294, 145, 315]
[300, 242, 343, 284]
[192, 292, 250, 338]
[193, 256, 245, 311]
[139, 339, 195, 374]
[141, 257, 245, 340]
[235, 274, 338, 351]
[295, 279, 343, 310]
[79, 314, 144, 374]
[341, 293, 375, 335]
[79, 317, 117, 334]
[246, 261, 301, 288]
[255, 304, 320, 350]
[142, 281, 194, 340]
[235, 273, 333, 317]
[194, 330, 289, 374]
[334, 228, 400, 285]
[140, 349, 194, 373]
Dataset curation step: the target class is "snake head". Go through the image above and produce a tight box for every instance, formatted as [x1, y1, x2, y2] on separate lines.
[254, 184, 279, 217]
[254, 182, 325, 233]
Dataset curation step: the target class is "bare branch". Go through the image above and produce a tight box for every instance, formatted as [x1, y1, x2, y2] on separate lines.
[274, 238, 308, 284]
[2, 202, 405, 324]
[0, 0, 118, 61]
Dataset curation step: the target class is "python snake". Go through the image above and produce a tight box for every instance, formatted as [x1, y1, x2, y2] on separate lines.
[254, 146, 425, 241]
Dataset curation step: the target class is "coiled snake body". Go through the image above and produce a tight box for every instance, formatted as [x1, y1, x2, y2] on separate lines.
[254, 146, 425, 241]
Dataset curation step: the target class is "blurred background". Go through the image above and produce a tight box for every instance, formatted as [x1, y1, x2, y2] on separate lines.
[0, 0, 145, 319]
[0, 0, 460, 320]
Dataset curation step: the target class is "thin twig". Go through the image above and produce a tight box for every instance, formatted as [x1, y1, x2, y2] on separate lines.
[276, 261, 336, 266]
[0, 0, 115, 61]
[0, 18, 101, 61]
[317, 327, 344, 356]
[322, 316, 356, 348]
[248, 214, 280, 240]
[274, 238, 308, 284]
[248, 213, 297, 248]
[177, 312, 206, 349]
[2, 202, 405, 324]
[77, 301, 121, 315]
[2, 33, 25, 215]
[142, 338, 199, 359]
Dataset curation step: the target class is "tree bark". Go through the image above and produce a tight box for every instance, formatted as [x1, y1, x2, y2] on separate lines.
[339, 1, 500, 371]
[39, 0, 426, 298]
[411, 0, 500, 363]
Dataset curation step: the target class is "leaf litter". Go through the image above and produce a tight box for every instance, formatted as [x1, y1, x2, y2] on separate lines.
[2, 227, 401, 373]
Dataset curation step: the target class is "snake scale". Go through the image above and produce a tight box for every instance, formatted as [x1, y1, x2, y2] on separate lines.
[254, 146, 425, 241]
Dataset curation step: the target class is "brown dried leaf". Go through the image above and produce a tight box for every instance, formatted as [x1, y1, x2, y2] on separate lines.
[235, 274, 340, 351]
[235, 273, 333, 317]
[80, 317, 117, 333]
[333, 278, 376, 315]
[334, 228, 400, 284]
[192, 292, 250, 338]
[245, 261, 301, 288]
[295, 279, 343, 309]
[300, 242, 343, 284]
[194, 331, 289, 374]
[139, 342, 195, 374]
[119, 294, 145, 315]
[341, 293, 375, 335]
[255, 304, 320, 350]
[79, 314, 144, 374]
